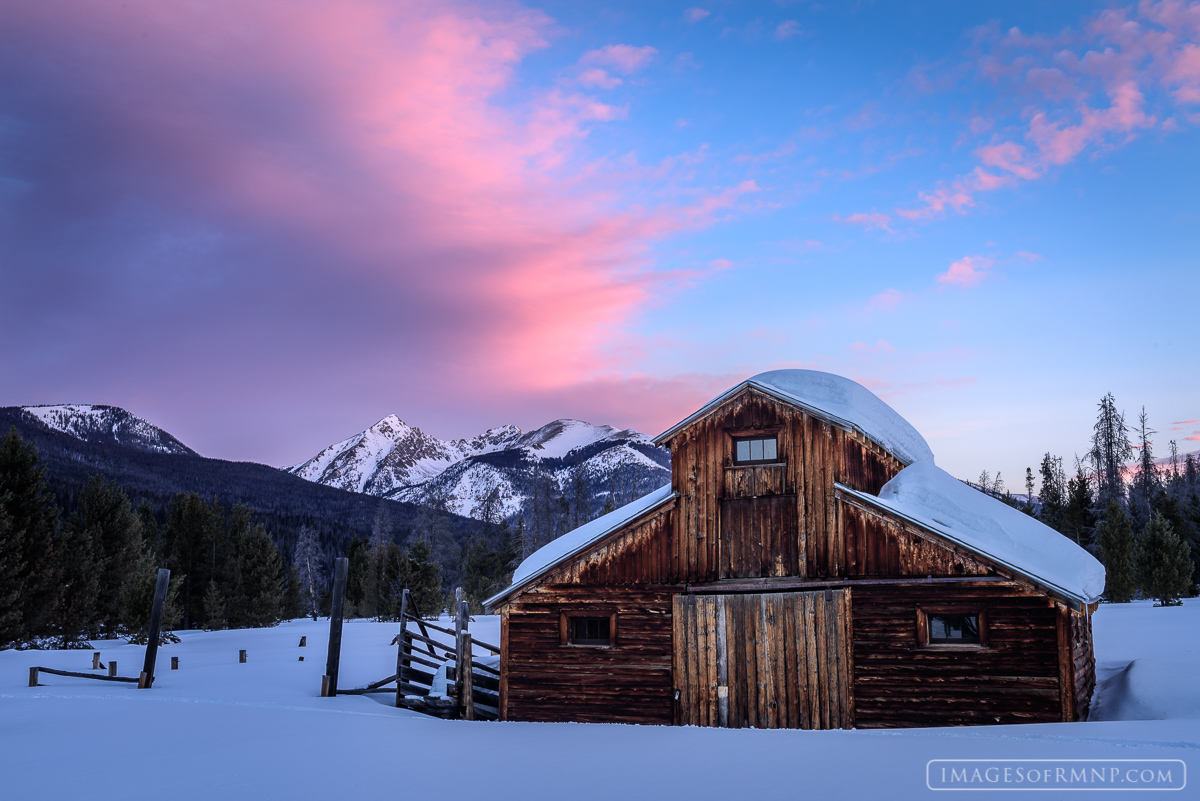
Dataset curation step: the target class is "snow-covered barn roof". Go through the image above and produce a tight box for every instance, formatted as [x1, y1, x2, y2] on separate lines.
[654, 369, 934, 466]
[484, 485, 676, 610]
[837, 460, 1105, 604]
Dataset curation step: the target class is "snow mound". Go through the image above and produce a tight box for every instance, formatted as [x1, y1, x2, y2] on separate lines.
[1092, 659, 1200, 721]
[658, 369, 933, 465]
[860, 460, 1105, 603]
[489, 484, 675, 606]
[749, 370, 934, 465]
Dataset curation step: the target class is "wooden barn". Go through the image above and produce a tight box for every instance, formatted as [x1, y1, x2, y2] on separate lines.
[484, 370, 1105, 729]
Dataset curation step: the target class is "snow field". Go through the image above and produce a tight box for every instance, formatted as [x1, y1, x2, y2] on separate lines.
[1, 603, 1197, 801]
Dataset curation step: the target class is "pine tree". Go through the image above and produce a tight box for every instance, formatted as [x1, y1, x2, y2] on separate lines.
[120, 549, 184, 644]
[569, 466, 590, 530]
[459, 523, 519, 613]
[1097, 501, 1137, 603]
[404, 538, 443, 617]
[1023, 467, 1036, 516]
[0, 495, 20, 645]
[1062, 465, 1097, 548]
[1153, 493, 1199, 590]
[1136, 512, 1192, 606]
[1128, 408, 1159, 532]
[0, 427, 63, 644]
[72, 475, 143, 632]
[280, 564, 305, 621]
[53, 521, 100, 647]
[1088, 393, 1133, 510]
[292, 524, 325, 621]
[229, 521, 282, 628]
[202, 579, 227, 630]
[162, 493, 223, 630]
[1037, 453, 1068, 533]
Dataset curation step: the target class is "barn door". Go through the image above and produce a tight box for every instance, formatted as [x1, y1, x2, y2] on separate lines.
[673, 590, 854, 729]
[719, 496, 799, 579]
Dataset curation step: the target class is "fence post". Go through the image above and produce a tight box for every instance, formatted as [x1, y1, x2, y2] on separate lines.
[454, 588, 467, 719]
[299, 636, 306, 647]
[171, 657, 179, 670]
[92, 652, 101, 670]
[28, 667, 38, 687]
[463, 633, 475, 721]
[140, 568, 171, 689]
[108, 661, 117, 678]
[239, 650, 247, 664]
[395, 589, 410, 709]
[322, 556, 349, 697]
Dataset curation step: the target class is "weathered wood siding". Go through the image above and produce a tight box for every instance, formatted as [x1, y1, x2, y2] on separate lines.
[674, 590, 854, 729]
[504, 585, 676, 724]
[1069, 608, 1095, 721]
[851, 581, 1063, 728]
[666, 388, 906, 583]
[839, 500, 995, 579]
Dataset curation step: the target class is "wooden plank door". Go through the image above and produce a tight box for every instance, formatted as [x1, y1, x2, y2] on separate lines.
[673, 590, 854, 729]
[719, 495, 799, 579]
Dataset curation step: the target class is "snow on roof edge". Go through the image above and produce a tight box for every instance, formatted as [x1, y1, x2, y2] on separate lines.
[835, 480, 1102, 605]
[485, 485, 676, 611]
[654, 372, 932, 466]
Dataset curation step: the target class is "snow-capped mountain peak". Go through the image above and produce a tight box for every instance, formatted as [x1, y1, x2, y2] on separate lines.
[18, 404, 196, 455]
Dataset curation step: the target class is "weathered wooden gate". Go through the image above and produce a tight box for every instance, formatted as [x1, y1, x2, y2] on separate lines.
[673, 590, 854, 729]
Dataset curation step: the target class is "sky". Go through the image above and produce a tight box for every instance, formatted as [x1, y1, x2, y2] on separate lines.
[2, 0, 1198, 488]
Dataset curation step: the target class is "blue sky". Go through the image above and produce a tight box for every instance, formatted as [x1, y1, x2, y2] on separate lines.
[2, 0, 1197, 487]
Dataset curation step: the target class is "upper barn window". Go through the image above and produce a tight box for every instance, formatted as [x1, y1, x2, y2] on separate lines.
[562, 614, 616, 647]
[733, 435, 778, 465]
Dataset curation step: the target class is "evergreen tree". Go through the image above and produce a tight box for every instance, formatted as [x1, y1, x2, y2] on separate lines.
[344, 537, 369, 618]
[404, 538, 443, 617]
[0, 427, 62, 644]
[53, 521, 100, 647]
[71, 475, 143, 632]
[229, 521, 282, 628]
[0, 495, 20, 645]
[1128, 408, 1160, 532]
[1097, 501, 1137, 603]
[1023, 467, 1036, 515]
[135, 500, 160, 558]
[569, 466, 590, 530]
[202, 579, 227, 630]
[1136, 512, 1192, 606]
[1152, 493, 1199, 589]
[459, 523, 518, 613]
[413, 483, 459, 588]
[1037, 453, 1067, 533]
[119, 549, 184, 644]
[162, 492, 223, 629]
[1088, 393, 1133, 510]
[292, 524, 325, 621]
[1062, 465, 1096, 548]
[281, 564, 305, 621]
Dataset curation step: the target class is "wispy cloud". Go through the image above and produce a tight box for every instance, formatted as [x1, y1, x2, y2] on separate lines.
[937, 256, 995, 288]
[581, 44, 658, 74]
[776, 20, 802, 40]
[684, 8, 711, 24]
[834, 212, 893, 231]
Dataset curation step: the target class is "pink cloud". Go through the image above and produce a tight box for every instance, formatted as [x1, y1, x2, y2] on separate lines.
[898, 1, 1199, 223]
[865, 288, 905, 312]
[0, 0, 764, 462]
[581, 44, 658, 74]
[776, 21, 802, 40]
[937, 256, 995, 288]
[1016, 250, 1043, 261]
[579, 68, 621, 88]
[684, 8, 711, 24]
[835, 212, 893, 231]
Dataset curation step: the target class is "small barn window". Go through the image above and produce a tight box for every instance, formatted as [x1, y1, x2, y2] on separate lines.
[562, 614, 615, 646]
[733, 435, 778, 465]
[925, 612, 981, 645]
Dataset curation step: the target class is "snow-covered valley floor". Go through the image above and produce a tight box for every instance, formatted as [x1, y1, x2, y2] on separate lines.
[2, 601, 1197, 800]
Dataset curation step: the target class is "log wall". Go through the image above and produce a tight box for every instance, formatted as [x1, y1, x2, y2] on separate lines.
[503, 584, 676, 724]
[851, 582, 1063, 728]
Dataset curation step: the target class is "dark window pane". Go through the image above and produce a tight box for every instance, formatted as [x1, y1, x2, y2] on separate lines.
[569, 616, 611, 645]
[928, 613, 980, 644]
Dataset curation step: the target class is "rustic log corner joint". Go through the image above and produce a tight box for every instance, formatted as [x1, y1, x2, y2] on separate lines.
[484, 370, 1103, 729]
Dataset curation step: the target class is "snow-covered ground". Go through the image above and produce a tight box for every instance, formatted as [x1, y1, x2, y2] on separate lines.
[2, 602, 1196, 800]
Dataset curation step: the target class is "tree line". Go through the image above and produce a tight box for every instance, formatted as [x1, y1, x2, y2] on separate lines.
[0, 426, 525, 649]
[977, 393, 1199, 607]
